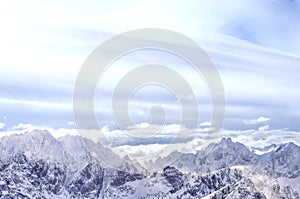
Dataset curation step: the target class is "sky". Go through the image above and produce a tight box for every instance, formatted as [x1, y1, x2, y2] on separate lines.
[0, 0, 300, 149]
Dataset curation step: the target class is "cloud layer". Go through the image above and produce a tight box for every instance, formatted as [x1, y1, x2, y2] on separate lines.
[0, 124, 299, 157]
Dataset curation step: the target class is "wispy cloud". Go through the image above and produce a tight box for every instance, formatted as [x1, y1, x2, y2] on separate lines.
[243, 116, 270, 125]
[0, 1, 299, 132]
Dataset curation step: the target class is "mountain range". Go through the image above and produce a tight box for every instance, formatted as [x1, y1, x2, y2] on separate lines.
[0, 130, 299, 198]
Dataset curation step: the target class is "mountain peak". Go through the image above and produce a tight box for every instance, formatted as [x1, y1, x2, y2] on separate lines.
[275, 141, 299, 153]
[25, 129, 56, 141]
[220, 137, 233, 144]
[256, 141, 300, 178]
[286, 142, 299, 149]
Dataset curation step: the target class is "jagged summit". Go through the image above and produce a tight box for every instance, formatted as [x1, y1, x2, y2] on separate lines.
[282, 141, 299, 150]
[220, 137, 233, 143]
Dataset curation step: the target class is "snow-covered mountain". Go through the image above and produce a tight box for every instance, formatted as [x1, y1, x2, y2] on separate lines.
[255, 142, 300, 178]
[0, 130, 299, 198]
[150, 138, 258, 173]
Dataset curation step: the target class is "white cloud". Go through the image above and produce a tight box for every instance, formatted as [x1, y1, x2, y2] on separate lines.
[11, 123, 34, 130]
[222, 128, 300, 150]
[98, 123, 183, 146]
[258, 125, 270, 131]
[110, 127, 300, 155]
[136, 122, 150, 128]
[67, 121, 75, 126]
[0, 122, 5, 129]
[200, 121, 211, 127]
[117, 143, 167, 155]
[243, 116, 270, 125]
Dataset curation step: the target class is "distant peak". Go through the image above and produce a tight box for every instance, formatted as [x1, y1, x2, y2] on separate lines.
[220, 137, 233, 144]
[275, 142, 299, 153]
[26, 129, 51, 135]
[287, 142, 297, 147]
[25, 129, 55, 139]
[284, 142, 298, 150]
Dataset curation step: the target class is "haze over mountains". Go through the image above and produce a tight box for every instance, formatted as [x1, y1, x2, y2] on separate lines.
[0, 130, 299, 198]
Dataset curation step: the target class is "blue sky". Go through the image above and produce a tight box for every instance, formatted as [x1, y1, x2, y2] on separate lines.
[0, 0, 300, 139]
